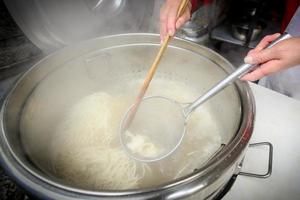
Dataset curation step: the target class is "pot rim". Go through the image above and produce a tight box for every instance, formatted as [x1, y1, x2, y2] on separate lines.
[0, 33, 255, 198]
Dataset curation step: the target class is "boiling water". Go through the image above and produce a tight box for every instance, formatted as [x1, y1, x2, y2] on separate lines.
[20, 79, 222, 190]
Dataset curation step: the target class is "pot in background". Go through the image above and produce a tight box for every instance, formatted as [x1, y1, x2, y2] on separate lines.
[231, 20, 266, 42]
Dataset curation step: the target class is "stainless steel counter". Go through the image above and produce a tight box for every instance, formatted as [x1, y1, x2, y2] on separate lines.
[225, 83, 300, 200]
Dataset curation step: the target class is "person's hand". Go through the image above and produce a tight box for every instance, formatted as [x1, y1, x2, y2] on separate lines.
[241, 33, 300, 81]
[160, 0, 192, 43]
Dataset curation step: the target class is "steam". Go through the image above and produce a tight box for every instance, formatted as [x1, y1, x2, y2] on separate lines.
[4, 0, 163, 53]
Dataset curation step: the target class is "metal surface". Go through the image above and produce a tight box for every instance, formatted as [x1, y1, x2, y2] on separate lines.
[231, 22, 264, 42]
[0, 34, 255, 199]
[180, 21, 208, 38]
[120, 31, 288, 163]
[239, 142, 273, 178]
[187, 32, 291, 114]
[210, 21, 280, 48]
[3, 0, 155, 52]
[120, 96, 187, 162]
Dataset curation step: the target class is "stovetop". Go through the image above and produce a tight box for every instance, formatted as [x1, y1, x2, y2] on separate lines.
[0, 167, 26, 200]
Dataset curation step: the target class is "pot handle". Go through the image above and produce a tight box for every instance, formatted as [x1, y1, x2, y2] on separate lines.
[238, 142, 273, 178]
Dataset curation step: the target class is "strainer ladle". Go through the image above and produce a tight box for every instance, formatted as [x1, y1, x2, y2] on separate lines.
[120, 33, 291, 162]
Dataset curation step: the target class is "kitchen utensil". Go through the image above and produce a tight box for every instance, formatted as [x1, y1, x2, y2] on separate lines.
[0, 33, 254, 199]
[120, 32, 291, 162]
[122, 0, 189, 131]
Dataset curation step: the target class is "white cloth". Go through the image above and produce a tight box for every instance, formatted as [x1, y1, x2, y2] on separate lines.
[259, 64, 300, 100]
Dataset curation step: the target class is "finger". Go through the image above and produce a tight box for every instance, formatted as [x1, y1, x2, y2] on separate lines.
[246, 33, 280, 56]
[247, 49, 257, 56]
[175, 10, 191, 29]
[247, 46, 266, 56]
[244, 48, 277, 64]
[160, 25, 165, 43]
[160, 19, 168, 43]
[175, 2, 191, 29]
[241, 60, 282, 81]
[254, 33, 281, 51]
[160, 4, 169, 42]
[167, 4, 178, 36]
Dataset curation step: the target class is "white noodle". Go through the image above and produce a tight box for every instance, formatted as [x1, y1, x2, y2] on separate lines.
[21, 79, 222, 190]
[125, 131, 164, 158]
[50, 92, 146, 190]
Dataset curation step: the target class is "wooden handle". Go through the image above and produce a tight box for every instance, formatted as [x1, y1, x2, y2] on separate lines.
[137, 0, 189, 98]
[123, 0, 189, 129]
[177, 0, 190, 18]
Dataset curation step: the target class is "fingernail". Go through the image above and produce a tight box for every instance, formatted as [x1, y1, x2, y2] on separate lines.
[168, 29, 174, 36]
[244, 56, 253, 64]
[275, 33, 281, 37]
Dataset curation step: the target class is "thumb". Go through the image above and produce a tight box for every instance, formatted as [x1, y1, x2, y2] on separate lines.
[244, 48, 275, 65]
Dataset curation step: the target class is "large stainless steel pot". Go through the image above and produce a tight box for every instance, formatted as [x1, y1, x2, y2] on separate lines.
[0, 34, 255, 199]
